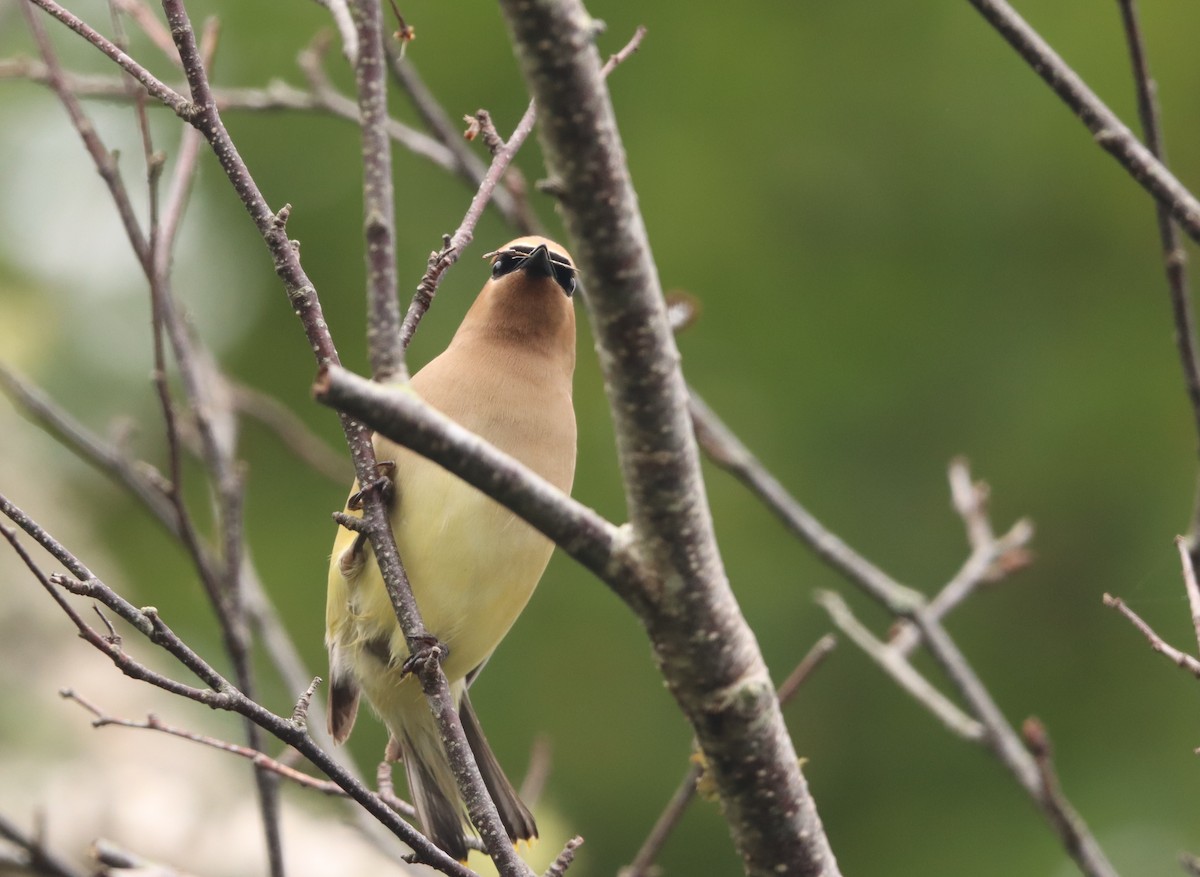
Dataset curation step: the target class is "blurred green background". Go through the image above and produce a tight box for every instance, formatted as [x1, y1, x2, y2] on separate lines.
[4, 1, 1200, 875]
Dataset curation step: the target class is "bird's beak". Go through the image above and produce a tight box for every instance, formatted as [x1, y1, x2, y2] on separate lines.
[519, 244, 555, 279]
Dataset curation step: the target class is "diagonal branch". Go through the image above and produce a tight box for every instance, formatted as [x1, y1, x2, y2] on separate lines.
[313, 365, 645, 605]
[0, 812, 88, 877]
[0, 496, 474, 877]
[397, 24, 646, 352]
[964, 0, 1200, 243]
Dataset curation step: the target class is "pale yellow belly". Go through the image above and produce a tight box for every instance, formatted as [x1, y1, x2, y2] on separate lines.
[346, 447, 554, 687]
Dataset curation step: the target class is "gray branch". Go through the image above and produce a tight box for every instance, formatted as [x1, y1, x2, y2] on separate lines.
[491, 4, 839, 875]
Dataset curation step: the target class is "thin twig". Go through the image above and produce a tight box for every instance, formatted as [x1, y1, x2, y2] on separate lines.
[20, 4, 150, 270]
[622, 634, 837, 877]
[111, 0, 180, 62]
[816, 591, 985, 740]
[621, 764, 699, 877]
[1176, 535, 1200, 659]
[0, 362, 334, 757]
[777, 633, 838, 707]
[0, 812, 88, 877]
[23, 0, 191, 115]
[1115, 0, 1200, 547]
[1103, 592, 1200, 678]
[230, 382, 348, 483]
[57, 688, 418, 818]
[0, 55, 461, 174]
[295, 31, 454, 173]
[92, 838, 194, 877]
[889, 459, 1033, 657]
[965, 0, 1200, 243]
[0, 496, 472, 876]
[0, 362, 178, 528]
[350, 0, 404, 382]
[1021, 717, 1114, 872]
[397, 24, 647, 351]
[385, 48, 523, 223]
[689, 389, 924, 614]
[541, 837, 584, 877]
[398, 99, 537, 349]
[308, 0, 359, 61]
[1115, 0, 1200, 455]
[518, 735, 554, 809]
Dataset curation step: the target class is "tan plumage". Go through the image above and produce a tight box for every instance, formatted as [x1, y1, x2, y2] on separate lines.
[325, 236, 578, 860]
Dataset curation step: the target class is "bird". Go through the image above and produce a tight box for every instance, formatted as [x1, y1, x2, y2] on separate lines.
[325, 236, 578, 861]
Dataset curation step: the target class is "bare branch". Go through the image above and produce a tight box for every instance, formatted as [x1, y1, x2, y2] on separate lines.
[518, 735, 553, 809]
[1115, 0, 1200, 507]
[624, 634, 838, 877]
[314, 365, 644, 603]
[91, 838, 195, 877]
[350, 0, 404, 382]
[1175, 535, 1200, 659]
[816, 591, 984, 740]
[907, 610, 1117, 877]
[111, 0, 180, 62]
[621, 762, 700, 877]
[889, 459, 1033, 657]
[777, 633, 838, 707]
[229, 381, 348, 483]
[0, 362, 178, 529]
[689, 389, 924, 614]
[399, 99, 538, 350]
[20, 3, 150, 269]
[541, 837, 584, 877]
[385, 50, 524, 224]
[1, 496, 472, 876]
[496, 6, 837, 874]
[0, 812, 88, 877]
[397, 25, 645, 350]
[58, 687, 416, 817]
[24, 0, 190, 115]
[1103, 591, 1200, 678]
[1021, 717, 1116, 875]
[308, 0, 359, 62]
[965, 0, 1200, 244]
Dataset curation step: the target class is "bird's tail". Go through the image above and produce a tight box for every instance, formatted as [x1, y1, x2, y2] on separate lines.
[398, 690, 538, 861]
[459, 692, 538, 845]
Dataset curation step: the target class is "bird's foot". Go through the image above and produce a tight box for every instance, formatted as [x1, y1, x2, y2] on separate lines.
[400, 634, 447, 679]
[348, 460, 397, 510]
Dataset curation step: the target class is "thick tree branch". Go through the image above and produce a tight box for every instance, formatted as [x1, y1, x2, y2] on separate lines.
[623, 634, 838, 877]
[493, 6, 838, 875]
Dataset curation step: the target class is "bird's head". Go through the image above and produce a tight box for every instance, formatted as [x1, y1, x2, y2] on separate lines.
[453, 236, 577, 367]
[483, 236, 578, 298]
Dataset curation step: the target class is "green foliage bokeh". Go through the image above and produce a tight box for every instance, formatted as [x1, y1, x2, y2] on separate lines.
[5, 1, 1200, 875]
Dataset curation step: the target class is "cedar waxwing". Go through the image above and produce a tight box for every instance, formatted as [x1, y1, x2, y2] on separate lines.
[325, 236, 578, 860]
